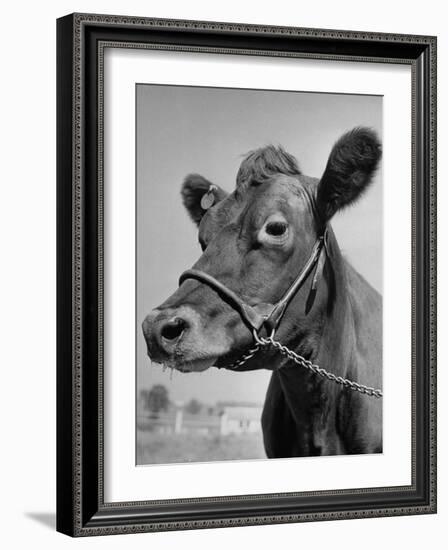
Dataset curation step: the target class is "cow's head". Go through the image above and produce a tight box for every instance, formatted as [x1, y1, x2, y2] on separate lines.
[142, 128, 381, 372]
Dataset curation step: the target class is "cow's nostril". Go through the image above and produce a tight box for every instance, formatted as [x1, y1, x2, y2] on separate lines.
[160, 318, 187, 342]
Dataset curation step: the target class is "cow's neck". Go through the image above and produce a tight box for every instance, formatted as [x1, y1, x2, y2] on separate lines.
[273, 230, 355, 455]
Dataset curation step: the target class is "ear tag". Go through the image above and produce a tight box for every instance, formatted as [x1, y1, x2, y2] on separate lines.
[200, 185, 217, 210]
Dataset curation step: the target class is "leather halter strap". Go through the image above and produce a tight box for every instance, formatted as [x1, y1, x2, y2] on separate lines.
[178, 230, 327, 336]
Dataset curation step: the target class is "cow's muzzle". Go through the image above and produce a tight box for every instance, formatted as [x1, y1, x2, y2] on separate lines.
[142, 305, 227, 372]
[142, 307, 190, 358]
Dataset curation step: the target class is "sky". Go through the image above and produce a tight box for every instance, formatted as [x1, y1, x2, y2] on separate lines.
[136, 84, 382, 406]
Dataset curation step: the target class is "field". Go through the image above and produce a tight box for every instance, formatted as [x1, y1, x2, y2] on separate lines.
[137, 429, 266, 464]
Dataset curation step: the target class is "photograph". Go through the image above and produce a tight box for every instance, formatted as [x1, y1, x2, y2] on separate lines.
[1, 0, 443, 543]
[137, 84, 383, 465]
[55, 11, 437, 538]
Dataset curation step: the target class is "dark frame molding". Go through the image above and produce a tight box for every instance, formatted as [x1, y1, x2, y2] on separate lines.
[57, 13, 437, 537]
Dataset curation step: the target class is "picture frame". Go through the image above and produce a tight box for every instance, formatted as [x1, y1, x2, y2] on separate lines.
[56, 13, 437, 537]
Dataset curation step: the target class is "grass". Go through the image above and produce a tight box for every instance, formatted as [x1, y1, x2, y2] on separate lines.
[137, 429, 266, 465]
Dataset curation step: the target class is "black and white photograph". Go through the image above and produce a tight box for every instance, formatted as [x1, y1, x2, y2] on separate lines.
[51, 8, 438, 540]
[137, 84, 383, 465]
[1, 0, 444, 544]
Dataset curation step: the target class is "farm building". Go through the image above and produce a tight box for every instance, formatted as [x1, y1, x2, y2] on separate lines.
[137, 401, 263, 436]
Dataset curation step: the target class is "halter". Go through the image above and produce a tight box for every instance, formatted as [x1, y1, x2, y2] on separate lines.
[178, 228, 383, 399]
[179, 230, 328, 340]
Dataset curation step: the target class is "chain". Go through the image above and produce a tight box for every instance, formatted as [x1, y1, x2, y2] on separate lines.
[223, 333, 382, 399]
[223, 342, 264, 370]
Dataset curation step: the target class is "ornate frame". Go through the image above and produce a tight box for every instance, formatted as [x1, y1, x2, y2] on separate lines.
[56, 13, 437, 536]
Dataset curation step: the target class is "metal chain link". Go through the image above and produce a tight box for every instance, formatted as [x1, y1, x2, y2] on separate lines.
[223, 342, 263, 371]
[223, 333, 382, 398]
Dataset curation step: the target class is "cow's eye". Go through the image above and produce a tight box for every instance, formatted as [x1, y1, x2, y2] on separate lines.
[259, 215, 290, 247]
[265, 221, 287, 236]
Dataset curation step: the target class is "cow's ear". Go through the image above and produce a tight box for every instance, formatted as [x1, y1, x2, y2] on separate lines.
[316, 127, 381, 222]
[181, 174, 228, 226]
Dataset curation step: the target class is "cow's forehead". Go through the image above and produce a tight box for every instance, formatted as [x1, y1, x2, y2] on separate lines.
[199, 174, 317, 243]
